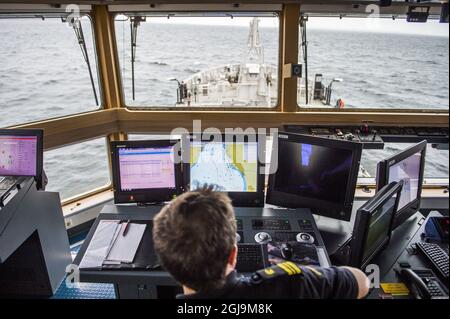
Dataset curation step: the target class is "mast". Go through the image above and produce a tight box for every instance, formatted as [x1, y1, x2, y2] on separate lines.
[246, 18, 264, 64]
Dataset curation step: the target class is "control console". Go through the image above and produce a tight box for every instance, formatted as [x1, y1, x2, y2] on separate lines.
[234, 207, 330, 273]
[368, 212, 449, 299]
[252, 219, 291, 231]
[285, 125, 449, 149]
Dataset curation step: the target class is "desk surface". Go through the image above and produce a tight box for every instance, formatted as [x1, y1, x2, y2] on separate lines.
[73, 206, 175, 286]
[74, 205, 335, 285]
[368, 211, 448, 299]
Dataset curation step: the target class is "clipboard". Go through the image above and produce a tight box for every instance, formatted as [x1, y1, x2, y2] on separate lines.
[103, 221, 159, 270]
[80, 220, 160, 271]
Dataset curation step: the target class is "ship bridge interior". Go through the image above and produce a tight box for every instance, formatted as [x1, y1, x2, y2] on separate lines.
[0, 0, 449, 303]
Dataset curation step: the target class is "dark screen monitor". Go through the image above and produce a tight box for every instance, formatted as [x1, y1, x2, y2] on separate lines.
[0, 129, 44, 188]
[266, 132, 362, 221]
[111, 140, 182, 204]
[182, 133, 265, 207]
[376, 140, 427, 229]
[350, 181, 404, 269]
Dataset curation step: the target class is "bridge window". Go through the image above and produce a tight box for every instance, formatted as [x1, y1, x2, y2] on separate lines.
[115, 14, 280, 108]
[0, 16, 101, 128]
[297, 17, 449, 111]
[44, 138, 110, 201]
[360, 144, 449, 181]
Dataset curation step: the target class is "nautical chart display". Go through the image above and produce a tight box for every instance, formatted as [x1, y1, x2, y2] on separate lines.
[190, 141, 258, 192]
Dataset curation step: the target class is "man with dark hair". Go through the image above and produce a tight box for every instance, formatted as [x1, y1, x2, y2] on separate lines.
[153, 187, 370, 299]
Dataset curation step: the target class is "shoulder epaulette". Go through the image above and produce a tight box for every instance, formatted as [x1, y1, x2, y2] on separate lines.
[251, 262, 303, 283]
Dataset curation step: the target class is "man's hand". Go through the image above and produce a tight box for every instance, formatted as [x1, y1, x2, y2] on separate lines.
[268, 257, 285, 265]
[343, 266, 370, 299]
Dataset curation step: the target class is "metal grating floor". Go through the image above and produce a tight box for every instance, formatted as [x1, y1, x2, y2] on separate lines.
[52, 243, 116, 299]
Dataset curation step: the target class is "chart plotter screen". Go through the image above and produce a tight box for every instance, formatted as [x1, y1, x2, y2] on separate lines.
[118, 146, 176, 191]
[0, 135, 37, 176]
[189, 141, 258, 192]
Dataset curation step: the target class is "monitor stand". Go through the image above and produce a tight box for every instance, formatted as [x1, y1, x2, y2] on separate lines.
[329, 237, 353, 266]
[312, 200, 366, 256]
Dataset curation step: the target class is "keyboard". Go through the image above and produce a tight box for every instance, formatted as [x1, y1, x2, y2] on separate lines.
[416, 242, 449, 282]
[236, 244, 267, 273]
[0, 177, 19, 202]
[0, 177, 18, 190]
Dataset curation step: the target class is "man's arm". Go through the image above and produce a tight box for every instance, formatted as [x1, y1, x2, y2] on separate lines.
[342, 266, 370, 299]
[293, 265, 370, 299]
[251, 263, 370, 299]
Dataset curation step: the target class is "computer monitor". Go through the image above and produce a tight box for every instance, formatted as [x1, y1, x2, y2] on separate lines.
[111, 140, 182, 204]
[182, 134, 265, 207]
[376, 140, 427, 229]
[0, 129, 43, 187]
[350, 181, 404, 269]
[266, 132, 362, 221]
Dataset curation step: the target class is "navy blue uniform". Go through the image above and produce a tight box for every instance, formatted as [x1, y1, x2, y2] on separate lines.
[177, 262, 359, 299]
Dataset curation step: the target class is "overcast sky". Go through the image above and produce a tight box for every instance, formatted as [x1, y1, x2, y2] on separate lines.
[307, 17, 449, 36]
[138, 16, 449, 37]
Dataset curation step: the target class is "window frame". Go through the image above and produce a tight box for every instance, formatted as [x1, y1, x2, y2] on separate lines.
[5, 4, 448, 206]
[44, 136, 113, 204]
[113, 11, 283, 111]
[0, 13, 104, 129]
[295, 17, 449, 114]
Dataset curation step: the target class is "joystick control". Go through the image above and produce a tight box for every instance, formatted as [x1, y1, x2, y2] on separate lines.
[254, 232, 272, 244]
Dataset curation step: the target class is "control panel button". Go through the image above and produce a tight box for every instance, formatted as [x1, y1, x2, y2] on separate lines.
[252, 219, 291, 231]
[298, 219, 314, 231]
[236, 219, 243, 231]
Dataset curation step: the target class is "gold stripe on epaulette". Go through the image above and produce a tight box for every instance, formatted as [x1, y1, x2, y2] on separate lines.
[283, 262, 297, 275]
[264, 268, 275, 276]
[286, 262, 302, 275]
[277, 262, 294, 275]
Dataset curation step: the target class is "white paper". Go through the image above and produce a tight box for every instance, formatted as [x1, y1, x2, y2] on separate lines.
[104, 222, 123, 258]
[105, 223, 146, 264]
[79, 220, 120, 269]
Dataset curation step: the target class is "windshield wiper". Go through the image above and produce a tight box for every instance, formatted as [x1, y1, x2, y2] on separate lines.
[130, 16, 145, 101]
[66, 17, 99, 106]
[300, 15, 309, 105]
